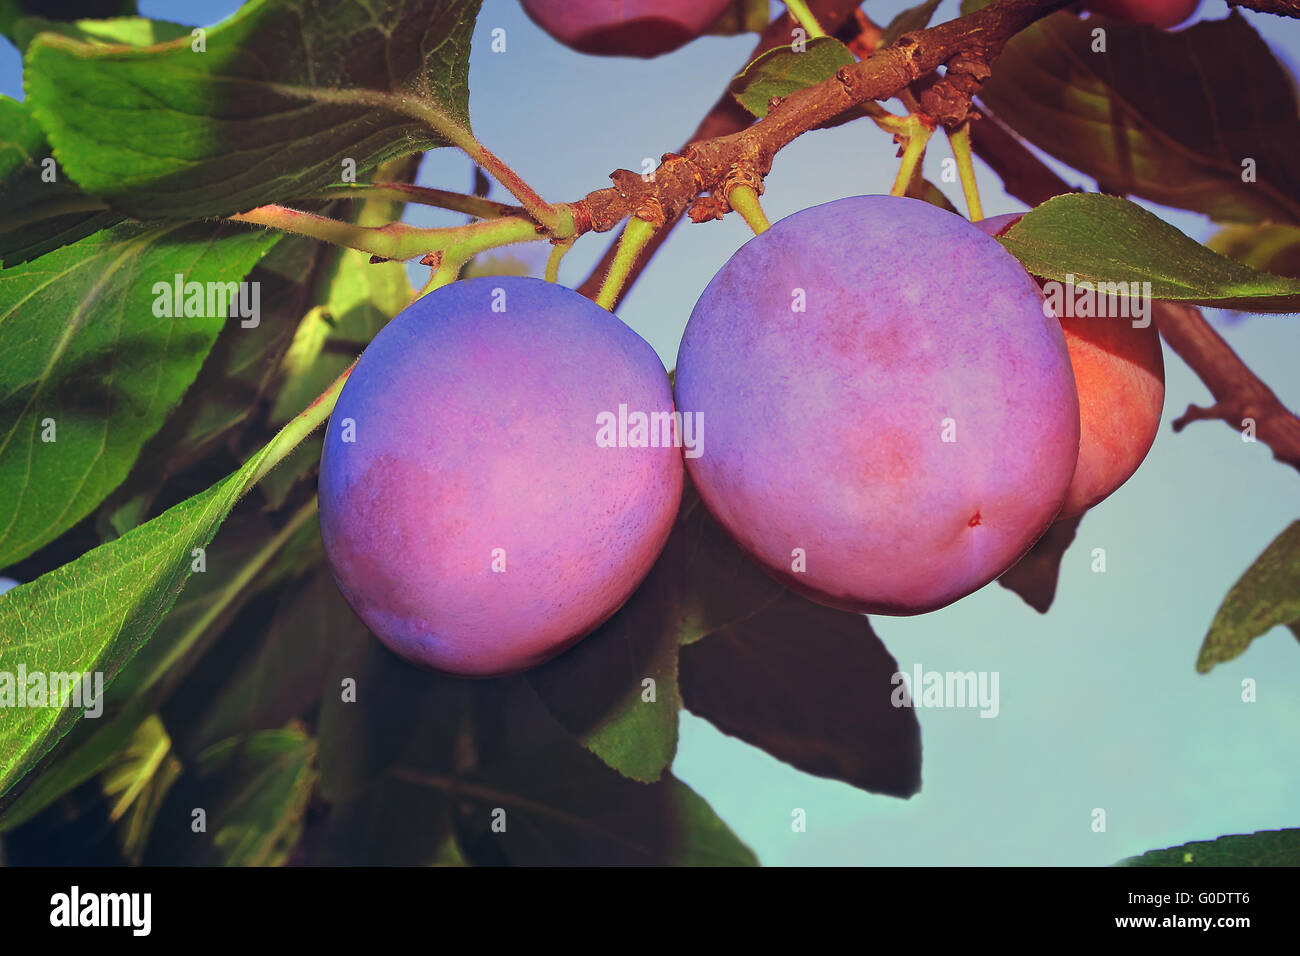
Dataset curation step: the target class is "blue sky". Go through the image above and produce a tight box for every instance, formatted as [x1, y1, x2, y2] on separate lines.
[5, 0, 1299, 865]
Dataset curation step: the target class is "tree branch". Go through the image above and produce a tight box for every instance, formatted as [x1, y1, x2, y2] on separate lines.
[1228, 0, 1300, 18]
[568, 0, 1070, 238]
[576, 0, 865, 304]
[567, 0, 1070, 305]
[1154, 302, 1300, 473]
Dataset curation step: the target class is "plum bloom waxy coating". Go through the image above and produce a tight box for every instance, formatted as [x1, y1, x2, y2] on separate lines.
[520, 0, 733, 58]
[675, 196, 1081, 615]
[318, 277, 683, 676]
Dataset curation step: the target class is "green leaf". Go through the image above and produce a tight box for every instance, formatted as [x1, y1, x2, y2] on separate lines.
[1196, 522, 1300, 673]
[450, 679, 757, 866]
[680, 593, 922, 797]
[0, 0, 137, 49]
[0, 505, 319, 830]
[316, 636, 467, 805]
[998, 513, 1083, 613]
[98, 713, 181, 865]
[24, 0, 482, 219]
[999, 194, 1300, 311]
[0, 384, 332, 805]
[730, 36, 856, 118]
[147, 728, 317, 865]
[671, 486, 785, 646]
[880, 0, 943, 46]
[0, 222, 278, 567]
[5, 12, 187, 54]
[976, 12, 1300, 225]
[0, 95, 123, 266]
[309, 775, 462, 866]
[1120, 828, 1300, 866]
[1208, 223, 1300, 280]
[188, 568, 368, 753]
[525, 508, 690, 784]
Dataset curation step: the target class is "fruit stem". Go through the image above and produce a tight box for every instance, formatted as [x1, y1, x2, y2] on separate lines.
[948, 121, 984, 221]
[727, 184, 771, 236]
[596, 217, 657, 311]
[784, 0, 828, 38]
[545, 238, 575, 283]
[248, 362, 356, 489]
[229, 203, 551, 263]
[889, 117, 934, 198]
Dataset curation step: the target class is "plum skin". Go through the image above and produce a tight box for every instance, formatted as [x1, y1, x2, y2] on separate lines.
[318, 276, 683, 677]
[977, 213, 1165, 517]
[1082, 0, 1199, 28]
[674, 196, 1081, 616]
[520, 0, 733, 58]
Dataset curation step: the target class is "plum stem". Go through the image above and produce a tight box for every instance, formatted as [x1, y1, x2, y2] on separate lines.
[727, 184, 771, 235]
[228, 203, 564, 264]
[947, 121, 984, 220]
[889, 116, 934, 198]
[597, 217, 658, 311]
[784, 0, 829, 38]
[545, 238, 575, 283]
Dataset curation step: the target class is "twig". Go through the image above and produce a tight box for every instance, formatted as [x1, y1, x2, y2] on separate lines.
[576, 0, 877, 304]
[1154, 302, 1300, 473]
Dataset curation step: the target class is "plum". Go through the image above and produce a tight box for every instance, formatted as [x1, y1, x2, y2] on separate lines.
[520, 0, 733, 58]
[318, 276, 683, 677]
[977, 213, 1165, 517]
[674, 196, 1080, 615]
[1082, 0, 1199, 28]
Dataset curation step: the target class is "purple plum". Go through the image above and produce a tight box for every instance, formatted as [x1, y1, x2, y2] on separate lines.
[520, 0, 733, 58]
[318, 276, 683, 676]
[674, 195, 1081, 615]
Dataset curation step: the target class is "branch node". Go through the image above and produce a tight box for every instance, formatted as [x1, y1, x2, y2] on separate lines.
[635, 197, 668, 229]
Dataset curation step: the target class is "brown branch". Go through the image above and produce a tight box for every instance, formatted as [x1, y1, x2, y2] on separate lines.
[576, 0, 865, 303]
[1228, 0, 1300, 17]
[1154, 302, 1300, 472]
[568, 0, 1070, 303]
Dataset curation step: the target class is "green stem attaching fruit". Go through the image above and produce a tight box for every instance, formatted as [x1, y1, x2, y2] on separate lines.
[229, 204, 558, 266]
[545, 238, 575, 283]
[727, 184, 771, 236]
[889, 116, 934, 198]
[947, 122, 984, 221]
[784, 0, 828, 38]
[596, 216, 658, 310]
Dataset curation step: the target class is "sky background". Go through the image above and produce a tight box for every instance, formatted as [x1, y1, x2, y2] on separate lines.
[4, 0, 1299, 865]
